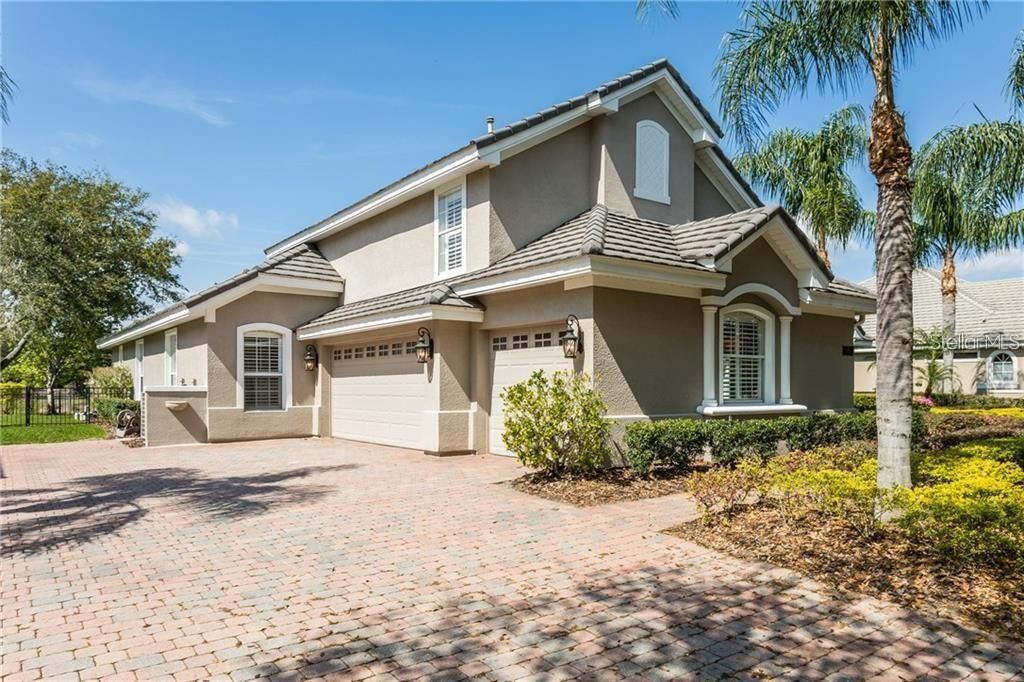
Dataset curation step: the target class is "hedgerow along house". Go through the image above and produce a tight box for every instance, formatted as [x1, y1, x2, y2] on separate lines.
[99, 59, 876, 451]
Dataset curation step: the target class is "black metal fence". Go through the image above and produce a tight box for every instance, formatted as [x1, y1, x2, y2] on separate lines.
[0, 387, 136, 427]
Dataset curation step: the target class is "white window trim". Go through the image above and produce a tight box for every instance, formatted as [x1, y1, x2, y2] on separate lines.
[164, 329, 178, 386]
[135, 339, 145, 396]
[236, 323, 293, 411]
[986, 350, 1018, 391]
[633, 120, 671, 205]
[718, 302, 775, 405]
[433, 178, 468, 279]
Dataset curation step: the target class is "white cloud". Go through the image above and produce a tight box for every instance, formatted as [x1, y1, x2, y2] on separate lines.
[958, 250, 1024, 280]
[48, 131, 104, 156]
[74, 72, 231, 126]
[152, 197, 239, 239]
[171, 240, 190, 257]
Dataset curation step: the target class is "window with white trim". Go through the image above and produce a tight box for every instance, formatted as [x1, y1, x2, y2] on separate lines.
[721, 312, 764, 403]
[436, 187, 465, 276]
[135, 339, 145, 395]
[243, 332, 283, 410]
[164, 330, 178, 386]
[634, 120, 670, 204]
[988, 351, 1018, 390]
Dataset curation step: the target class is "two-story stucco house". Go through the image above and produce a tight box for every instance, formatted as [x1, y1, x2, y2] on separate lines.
[99, 59, 876, 451]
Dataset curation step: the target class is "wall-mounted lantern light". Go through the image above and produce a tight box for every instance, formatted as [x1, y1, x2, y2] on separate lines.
[415, 327, 433, 364]
[559, 314, 582, 359]
[303, 344, 318, 372]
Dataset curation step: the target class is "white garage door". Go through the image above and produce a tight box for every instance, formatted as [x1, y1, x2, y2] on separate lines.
[331, 340, 426, 449]
[489, 328, 575, 456]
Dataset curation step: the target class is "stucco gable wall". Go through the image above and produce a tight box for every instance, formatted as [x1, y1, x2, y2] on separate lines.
[601, 92, 696, 225]
[719, 238, 801, 308]
[694, 167, 734, 220]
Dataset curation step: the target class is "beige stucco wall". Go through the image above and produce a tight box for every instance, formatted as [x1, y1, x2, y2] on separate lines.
[205, 291, 338, 442]
[601, 92, 695, 225]
[694, 167, 734, 220]
[112, 319, 207, 393]
[144, 389, 207, 447]
[855, 349, 1024, 396]
[488, 121, 595, 263]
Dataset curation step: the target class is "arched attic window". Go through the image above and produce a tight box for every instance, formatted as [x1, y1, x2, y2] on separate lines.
[634, 120, 670, 204]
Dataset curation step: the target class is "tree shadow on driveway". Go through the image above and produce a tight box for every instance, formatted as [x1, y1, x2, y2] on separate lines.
[1, 464, 358, 556]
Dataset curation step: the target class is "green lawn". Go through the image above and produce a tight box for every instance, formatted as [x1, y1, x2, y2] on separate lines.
[0, 421, 107, 445]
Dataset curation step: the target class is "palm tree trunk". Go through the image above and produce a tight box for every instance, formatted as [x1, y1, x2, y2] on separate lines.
[869, 25, 914, 494]
[816, 230, 831, 269]
[940, 244, 957, 394]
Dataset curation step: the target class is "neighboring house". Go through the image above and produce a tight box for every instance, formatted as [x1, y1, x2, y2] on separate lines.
[855, 269, 1024, 396]
[98, 59, 875, 451]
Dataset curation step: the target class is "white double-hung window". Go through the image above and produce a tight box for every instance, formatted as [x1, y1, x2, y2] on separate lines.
[721, 312, 765, 403]
[243, 332, 284, 410]
[436, 185, 465, 277]
[164, 329, 178, 386]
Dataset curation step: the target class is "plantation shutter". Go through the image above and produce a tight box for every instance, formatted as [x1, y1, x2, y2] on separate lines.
[243, 333, 283, 410]
[721, 313, 764, 402]
[437, 189, 464, 274]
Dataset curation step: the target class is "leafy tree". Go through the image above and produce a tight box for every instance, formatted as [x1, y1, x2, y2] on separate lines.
[734, 105, 871, 267]
[912, 120, 1024, 391]
[0, 151, 182, 402]
[706, 0, 986, 495]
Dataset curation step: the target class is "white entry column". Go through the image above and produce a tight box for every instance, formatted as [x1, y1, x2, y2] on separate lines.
[779, 315, 793, 405]
[701, 305, 718, 407]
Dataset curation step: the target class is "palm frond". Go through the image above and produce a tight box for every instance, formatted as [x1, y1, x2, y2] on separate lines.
[636, 0, 678, 22]
[1009, 30, 1024, 112]
[0, 67, 14, 125]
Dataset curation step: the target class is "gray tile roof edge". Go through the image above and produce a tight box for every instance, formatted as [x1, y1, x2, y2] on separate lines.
[265, 58, 728, 256]
[708, 144, 763, 207]
[97, 245, 339, 346]
[297, 282, 484, 332]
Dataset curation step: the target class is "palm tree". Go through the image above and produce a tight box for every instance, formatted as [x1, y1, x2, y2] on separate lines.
[710, 1, 986, 495]
[1009, 30, 1024, 112]
[911, 328, 959, 397]
[912, 120, 1024, 391]
[734, 105, 870, 268]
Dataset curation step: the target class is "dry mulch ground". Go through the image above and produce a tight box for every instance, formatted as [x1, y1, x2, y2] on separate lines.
[509, 467, 695, 506]
[666, 505, 1024, 641]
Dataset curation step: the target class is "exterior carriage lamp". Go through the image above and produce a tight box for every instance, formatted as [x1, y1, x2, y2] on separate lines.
[303, 345, 318, 372]
[559, 314, 582, 359]
[415, 327, 434, 364]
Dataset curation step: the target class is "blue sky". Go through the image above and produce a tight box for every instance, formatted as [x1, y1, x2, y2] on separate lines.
[5, 1, 1022, 294]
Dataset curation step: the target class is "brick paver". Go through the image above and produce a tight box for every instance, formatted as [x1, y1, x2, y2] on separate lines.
[2, 437, 1022, 680]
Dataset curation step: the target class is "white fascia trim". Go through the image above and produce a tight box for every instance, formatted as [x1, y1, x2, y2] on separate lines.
[266, 149, 487, 257]
[697, 403, 808, 416]
[610, 71, 721, 146]
[589, 256, 725, 291]
[452, 257, 593, 298]
[98, 307, 191, 350]
[800, 291, 876, 315]
[255, 273, 344, 295]
[297, 304, 484, 341]
[701, 282, 802, 316]
[236, 322, 294, 409]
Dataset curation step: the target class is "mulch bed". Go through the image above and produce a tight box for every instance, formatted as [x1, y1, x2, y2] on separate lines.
[508, 467, 695, 507]
[666, 505, 1024, 641]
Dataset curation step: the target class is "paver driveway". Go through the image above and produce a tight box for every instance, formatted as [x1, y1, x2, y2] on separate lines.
[2, 438, 1022, 681]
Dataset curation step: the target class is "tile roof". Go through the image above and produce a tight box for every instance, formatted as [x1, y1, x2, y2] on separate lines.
[472, 58, 725, 147]
[265, 58, 749, 256]
[98, 245, 342, 345]
[298, 204, 872, 334]
[299, 283, 481, 333]
[858, 269, 1024, 339]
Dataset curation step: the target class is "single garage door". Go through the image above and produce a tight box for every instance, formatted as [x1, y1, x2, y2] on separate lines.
[489, 328, 575, 456]
[331, 340, 426, 449]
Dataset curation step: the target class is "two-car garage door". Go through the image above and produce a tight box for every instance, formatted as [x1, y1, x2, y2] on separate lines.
[331, 340, 426, 449]
[489, 328, 574, 456]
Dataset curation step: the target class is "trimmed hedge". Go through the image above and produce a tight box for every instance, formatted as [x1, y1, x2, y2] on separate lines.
[624, 411, 926, 471]
[929, 393, 1024, 409]
[94, 397, 140, 425]
[853, 393, 876, 412]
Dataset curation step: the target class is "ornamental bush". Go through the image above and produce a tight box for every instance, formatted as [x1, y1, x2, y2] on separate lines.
[852, 393, 876, 412]
[687, 458, 765, 519]
[623, 418, 704, 475]
[501, 370, 611, 476]
[90, 366, 133, 392]
[93, 397, 141, 424]
[929, 393, 1024, 409]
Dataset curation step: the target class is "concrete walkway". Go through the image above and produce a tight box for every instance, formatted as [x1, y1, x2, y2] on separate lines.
[2, 437, 1022, 680]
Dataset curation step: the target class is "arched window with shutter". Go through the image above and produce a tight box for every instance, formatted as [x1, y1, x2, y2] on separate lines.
[719, 303, 776, 404]
[634, 120, 670, 204]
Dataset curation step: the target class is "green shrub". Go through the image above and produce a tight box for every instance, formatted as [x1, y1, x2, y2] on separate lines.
[90, 366, 133, 391]
[770, 460, 887, 536]
[853, 393, 876, 412]
[623, 419, 704, 475]
[501, 370, 611, 476]
[93, 397, 140, 424]
[0, 382, 25, 415]
[930, 393, 1024, 409]
[687, 458, 765, 519]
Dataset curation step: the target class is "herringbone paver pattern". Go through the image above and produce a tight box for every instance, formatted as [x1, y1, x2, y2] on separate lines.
[2, 438, 1022, 681]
